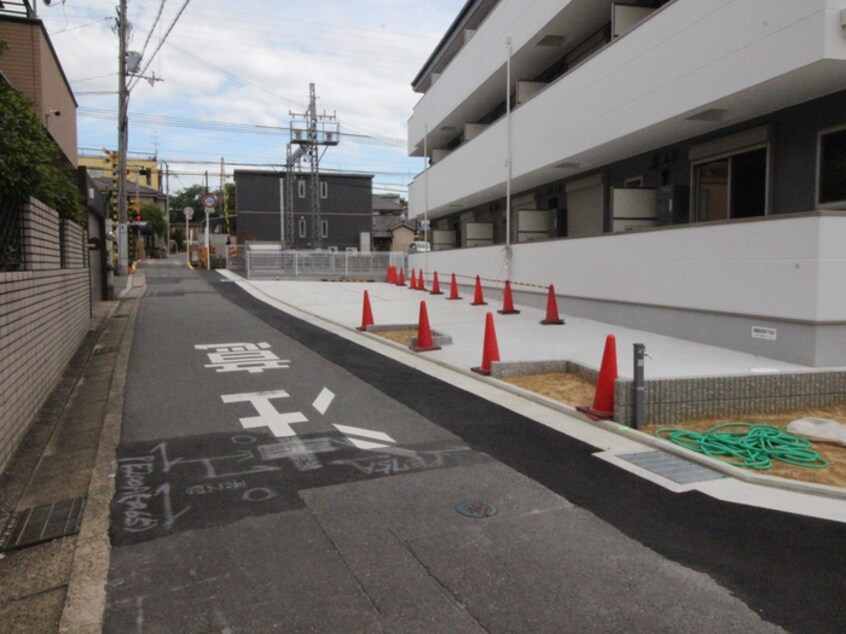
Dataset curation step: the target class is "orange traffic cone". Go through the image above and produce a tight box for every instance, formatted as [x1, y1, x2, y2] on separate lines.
[577, 335, 618, 420]
[396, 268, 405, 286]
[410, 301, 440, 352]
[471, 312, 500, 375]
[357, 290, 374, 331]
[541, 285, 565, 325]
[386, 266, 397, 284]
[418, 269, 427, 292]
[430, 271, 443, 295]
[447, 273, 462, 300]
[497, 280, 520, 315]
[409, 269, 418, 290]
[471, 275, 487, 306]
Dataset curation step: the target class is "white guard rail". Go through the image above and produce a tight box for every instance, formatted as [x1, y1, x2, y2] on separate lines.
[240, 248, 406, 280]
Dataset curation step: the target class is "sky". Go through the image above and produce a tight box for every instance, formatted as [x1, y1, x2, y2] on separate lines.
[38, 0, 466, 197]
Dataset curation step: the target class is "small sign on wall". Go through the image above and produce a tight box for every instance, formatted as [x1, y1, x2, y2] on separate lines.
[751, 326, 777, 341]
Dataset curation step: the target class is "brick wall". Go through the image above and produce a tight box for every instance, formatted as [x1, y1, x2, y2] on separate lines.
[0, 199, 90, 473]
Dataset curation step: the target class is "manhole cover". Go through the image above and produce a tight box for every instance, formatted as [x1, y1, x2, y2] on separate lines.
[455, 500, 498, 519]
[1, 497, 86, 551]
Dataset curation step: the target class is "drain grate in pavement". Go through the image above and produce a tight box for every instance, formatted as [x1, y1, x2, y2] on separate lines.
[1, 497, 86, 551]
[617, 451, 726, 485]
[455, 500, 498, 519]
[92, 345, 118, 355]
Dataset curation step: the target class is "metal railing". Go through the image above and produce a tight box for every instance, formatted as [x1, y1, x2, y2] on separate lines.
[236, 246, 405, 280]
[0, 199, 23, 272]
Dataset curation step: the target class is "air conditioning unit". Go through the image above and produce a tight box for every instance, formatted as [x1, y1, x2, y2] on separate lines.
[327, 246, 338, 253]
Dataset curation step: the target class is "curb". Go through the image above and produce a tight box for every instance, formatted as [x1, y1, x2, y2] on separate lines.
[58, 277, 142, 632]
[238, 276, 846, 503]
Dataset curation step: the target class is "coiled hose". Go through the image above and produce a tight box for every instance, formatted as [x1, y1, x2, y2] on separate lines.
[655, 423, 829, 470]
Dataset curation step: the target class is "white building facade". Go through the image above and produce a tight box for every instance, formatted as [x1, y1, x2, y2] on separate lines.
[407, 0, 846, 367]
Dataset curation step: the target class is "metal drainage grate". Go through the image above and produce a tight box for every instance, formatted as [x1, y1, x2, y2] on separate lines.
[617, 451, 726, 485]
[455, 500, 498, 519]
[1, 497, 86, 551]
[92, 345, 117, 356]
[112, 314, 129, 319]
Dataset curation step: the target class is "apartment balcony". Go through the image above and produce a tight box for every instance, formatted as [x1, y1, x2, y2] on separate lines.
[408, 0, 846, 219]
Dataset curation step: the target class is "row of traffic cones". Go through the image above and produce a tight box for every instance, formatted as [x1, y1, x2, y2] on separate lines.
[386, 267, 566, 324]
[358, 286, 617, 418]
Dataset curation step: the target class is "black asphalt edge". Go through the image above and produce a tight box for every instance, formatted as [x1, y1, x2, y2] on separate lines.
[210, 275, 846, 634]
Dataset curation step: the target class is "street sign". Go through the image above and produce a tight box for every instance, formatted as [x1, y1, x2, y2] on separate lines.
[183, 206, 194, 221]
[202, 195, 217, 210]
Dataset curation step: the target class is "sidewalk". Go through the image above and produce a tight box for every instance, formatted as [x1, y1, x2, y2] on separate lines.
[0, 273, 142, 633]
[222, 272, 846, 521]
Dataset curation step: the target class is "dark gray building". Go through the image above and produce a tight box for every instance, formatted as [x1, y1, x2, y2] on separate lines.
[235, 170, 373, 249]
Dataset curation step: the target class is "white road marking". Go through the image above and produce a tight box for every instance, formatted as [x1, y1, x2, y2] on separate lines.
[312, 388, 335, 415]
[334, 424, 396, 451]
[221, 390, 307, 438]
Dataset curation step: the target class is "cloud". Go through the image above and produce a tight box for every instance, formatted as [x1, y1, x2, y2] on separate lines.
[40, 0, 464, 192]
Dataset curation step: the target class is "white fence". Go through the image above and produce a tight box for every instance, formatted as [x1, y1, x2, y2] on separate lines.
[235, 246, 406, 279]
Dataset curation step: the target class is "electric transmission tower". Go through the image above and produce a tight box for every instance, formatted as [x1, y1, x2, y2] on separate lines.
[284, 83, 339, 249]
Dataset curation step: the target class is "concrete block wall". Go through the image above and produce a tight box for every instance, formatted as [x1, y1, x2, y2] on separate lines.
[0, 200, 90, 473]
[614, 370, 846, 427]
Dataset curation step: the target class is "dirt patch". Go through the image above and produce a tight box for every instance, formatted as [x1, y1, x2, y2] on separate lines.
[372, 328, 417, 347]
[496, 372, 846, 488]
[501, 372, 597, 410]
[643, 405, 846, 488]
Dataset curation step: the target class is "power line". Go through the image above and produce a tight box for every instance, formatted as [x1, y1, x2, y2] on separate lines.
[128, 0, 191, 91]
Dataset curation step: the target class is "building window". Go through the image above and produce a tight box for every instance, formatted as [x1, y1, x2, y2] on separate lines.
[320, 219, 329, 238]
[298, 179, 306, 198]
[298, 217, 306, 238]
[693, 148, 767, 222]
[818, 126, 846, 207]
[320, 181, 328, 199]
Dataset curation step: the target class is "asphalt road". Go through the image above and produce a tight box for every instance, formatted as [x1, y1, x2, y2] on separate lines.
[104, 260, 845, 633]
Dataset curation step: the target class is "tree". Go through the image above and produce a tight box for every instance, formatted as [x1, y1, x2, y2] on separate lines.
[139, 202, 166, 238]
[169, 182, 235, 226]
[169, 184, 205, 223]
[0, 60, 85, 224]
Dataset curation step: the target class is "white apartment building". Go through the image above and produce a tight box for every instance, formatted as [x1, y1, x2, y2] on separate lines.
[407, 0, 846, 367]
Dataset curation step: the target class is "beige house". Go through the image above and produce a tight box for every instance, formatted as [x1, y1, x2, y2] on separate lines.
[390, 223, 417, 253]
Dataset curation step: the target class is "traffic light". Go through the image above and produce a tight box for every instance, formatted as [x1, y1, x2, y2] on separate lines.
[128, 197, 141, 222]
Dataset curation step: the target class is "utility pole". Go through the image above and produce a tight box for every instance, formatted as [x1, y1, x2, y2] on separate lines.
[287, 83, 339, 250]
[307, 83, 321, 249]
[163, 161, 170, 257]
[117, 0, 129, 275]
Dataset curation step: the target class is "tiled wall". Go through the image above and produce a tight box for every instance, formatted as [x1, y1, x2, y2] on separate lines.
[0, 200, 89, 472]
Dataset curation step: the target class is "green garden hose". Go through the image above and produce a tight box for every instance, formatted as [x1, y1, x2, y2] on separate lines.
[655, 422, 829, 471]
